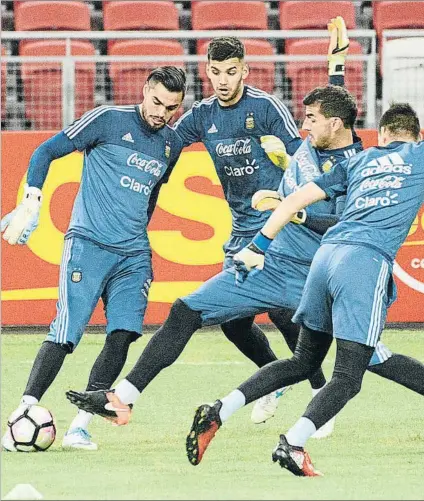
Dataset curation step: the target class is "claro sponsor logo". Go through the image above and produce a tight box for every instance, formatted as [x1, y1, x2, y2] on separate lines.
[224, 159, 259, 177]
[126, 153, 162, 177]
[216, 139, 252, 157]
[354, 191, 399, 208]
[120, 176, 153, 195]
[294, 151, 320, 182]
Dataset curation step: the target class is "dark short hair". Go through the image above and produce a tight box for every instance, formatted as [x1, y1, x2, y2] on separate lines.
[379, 103, 421, 140]
[302, 85, 358, 129]
[147, 66, 187, 99]
[207, 36, 245, 61]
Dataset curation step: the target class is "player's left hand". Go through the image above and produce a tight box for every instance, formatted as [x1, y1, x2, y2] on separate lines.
[1, 184, 42, 245]
[233, 246, 265, 285]
[260, 135, 290, 170]
[328, 16, 349, 76]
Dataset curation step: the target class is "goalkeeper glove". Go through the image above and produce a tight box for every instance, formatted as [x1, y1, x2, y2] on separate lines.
[251, 189, 282, 212]
[233, 231, 272, 285]
[1, 184, 42, 245]
[260, 135, 291, 170]
[327, 16, 349, 77]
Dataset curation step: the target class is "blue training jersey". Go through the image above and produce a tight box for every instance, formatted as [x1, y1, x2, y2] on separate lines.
[268, 136, 363, 264]
[174, 85, 302, 235]
[63, 105, 183, 255]
[315, 140, 424, 261]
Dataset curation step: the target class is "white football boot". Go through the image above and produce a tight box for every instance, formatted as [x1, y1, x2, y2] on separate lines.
[1, 428, 17, 452]
[1, 403, 31, 452]
[62, 428, 98, 450]
[251, 387, 292, 424]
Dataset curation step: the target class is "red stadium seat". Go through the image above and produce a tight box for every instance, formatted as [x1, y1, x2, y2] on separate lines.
[373, 1, 424, 42]
[373, 1, 424, 73]
[197, 39, 276, 96]
[14, 1, 91, 31]
[20, 41, 96, 129]
[280, 1, 356, 51]
[280, 1, 356, 29]
[1, 45, 7, 122]
[191, 1, 268, 30]
[103, 1, 179, 52]
[108, 40, 185, 120]
[285, 39, 364, 120]
[103, 1, 179, 30]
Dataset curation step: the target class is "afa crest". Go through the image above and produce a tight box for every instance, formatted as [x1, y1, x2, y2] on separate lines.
[245, 113, 255, 130]
[165, 142, 171, 158]
[321, 156, 335, 173]
[71, 271, 82, 283]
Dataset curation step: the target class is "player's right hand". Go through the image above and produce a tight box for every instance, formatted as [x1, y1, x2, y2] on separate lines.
[328, 16, 349, 76]
[260, 135, 290, 170]
[233, 246, 265, 285]
[252, 189, 282, 212]
[1, 184, 42, 245]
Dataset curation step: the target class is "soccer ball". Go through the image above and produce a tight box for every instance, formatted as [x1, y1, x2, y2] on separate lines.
[4, 405, 56, 452]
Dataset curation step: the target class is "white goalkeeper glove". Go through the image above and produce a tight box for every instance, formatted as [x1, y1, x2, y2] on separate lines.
[260, 135, 291, 170]
[252, 189, 282, 212]
[233, 232, 273, 285]
[1, 184, 42, 245]
[328, 16, 349, 77]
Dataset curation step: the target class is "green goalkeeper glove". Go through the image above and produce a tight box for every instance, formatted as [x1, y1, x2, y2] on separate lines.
[328, 16, 349, 77]
[260, 135, 291, 170]
[1, 184, 42, 245]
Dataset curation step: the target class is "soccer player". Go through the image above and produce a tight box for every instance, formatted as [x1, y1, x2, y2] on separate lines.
[1, 67, 186, 451]
[174, 30, 350, 424]
[184, 103, 424, 475]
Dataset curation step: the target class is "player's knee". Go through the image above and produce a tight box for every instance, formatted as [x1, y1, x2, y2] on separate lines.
[170, 299, 202, 329]
[332, 368, 363, 399]
[108, 329, 140, 348]
[268, 308, 292, 327]
[220, 317, 253, 342]
[46, 340, 74, 354]
[290, 353, 321, 379]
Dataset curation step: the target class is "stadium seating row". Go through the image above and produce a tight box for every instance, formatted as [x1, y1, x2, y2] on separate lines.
[2, 36, 365, 128]
[7, 1, 424, 41]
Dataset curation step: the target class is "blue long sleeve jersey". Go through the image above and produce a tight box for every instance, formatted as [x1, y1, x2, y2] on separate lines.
[27, 105, 183, 255]
[173, 85, 303, 235]
[314, 140, 424, 262]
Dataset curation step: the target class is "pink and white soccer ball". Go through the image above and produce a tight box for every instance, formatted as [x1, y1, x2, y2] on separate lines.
[5, 405, 56, 452]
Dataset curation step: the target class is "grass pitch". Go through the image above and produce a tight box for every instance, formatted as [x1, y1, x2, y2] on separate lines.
[1, 329, 424, 500]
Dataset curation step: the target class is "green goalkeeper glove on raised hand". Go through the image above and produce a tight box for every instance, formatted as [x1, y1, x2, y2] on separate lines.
[1, 183, 42, 245]
[328, 16, 349, 77]
[260, 135, 291, 170]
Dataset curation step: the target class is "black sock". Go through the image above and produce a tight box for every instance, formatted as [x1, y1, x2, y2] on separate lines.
[86, 330, 139, 391]
[269, 308, 327, 389]
[367, 353, 424, 396]
[126, 299, 202, 392]
[303, 339, 374, 429]
[238, 326, 332, 404]
[220, 317, 278, 367]
[23, 341, 71, 401]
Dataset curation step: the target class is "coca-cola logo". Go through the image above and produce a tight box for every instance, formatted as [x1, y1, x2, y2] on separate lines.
[359, 175, 405, 192]
[126, 153, 162, 177]
[216, 139, 252, 157]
